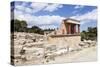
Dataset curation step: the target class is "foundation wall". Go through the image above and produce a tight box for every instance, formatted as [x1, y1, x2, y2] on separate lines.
[48, 35, 81, 49]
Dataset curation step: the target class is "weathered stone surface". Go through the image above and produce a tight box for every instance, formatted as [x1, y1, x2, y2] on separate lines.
[11, 32, 46, 65]
[11, 32, 96, 65]
[48, 35, 81, 50]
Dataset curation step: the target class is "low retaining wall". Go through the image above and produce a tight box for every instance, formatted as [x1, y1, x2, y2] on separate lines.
[47, 34, 81, 49]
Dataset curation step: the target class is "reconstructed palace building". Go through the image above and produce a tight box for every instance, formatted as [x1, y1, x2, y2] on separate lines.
[55, 18, 80, 35]
[48, 18, 81, 49]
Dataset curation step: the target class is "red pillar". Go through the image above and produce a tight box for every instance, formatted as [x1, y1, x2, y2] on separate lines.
[62, 29, 64, 34]
[78, 24, 80, 33]
[74, 24, 76, 34]
[68, 23, 71, 34]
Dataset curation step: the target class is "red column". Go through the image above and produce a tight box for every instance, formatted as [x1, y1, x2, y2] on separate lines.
[78, 24, 80, 33]
[74, 24, 76, 34]
[68, 23, 71, 34]
[62, 29, 64, 34]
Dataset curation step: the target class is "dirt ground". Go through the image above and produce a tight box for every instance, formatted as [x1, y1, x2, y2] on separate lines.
[44, 46, 97, 64]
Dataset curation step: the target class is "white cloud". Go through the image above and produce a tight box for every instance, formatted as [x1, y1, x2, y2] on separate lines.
[15, 4, 33, 14]
[14, 2, 63, 14]
[30, 3, 48, 13]
[72, 5, 85, 14]
[14, 9, 65, 29]
[70, 9, 97, 24]
[44, 4, 63, 12]
[15, 5, 25, 11]
[39, 25, 58, 29]
[30, 3, 63, 13]
[25, 7, 33, 13]
[74, 5, 84, 9]
[14, 9, 24, 19]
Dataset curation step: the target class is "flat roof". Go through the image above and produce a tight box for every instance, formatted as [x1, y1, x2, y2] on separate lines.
[64, 18, 80, 22]
[63, 18, 80, 24]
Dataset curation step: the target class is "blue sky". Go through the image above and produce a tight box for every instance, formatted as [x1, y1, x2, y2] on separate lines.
[11, 1, 97, 32]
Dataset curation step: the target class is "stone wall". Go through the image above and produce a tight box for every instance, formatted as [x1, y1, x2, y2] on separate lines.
[56, 21, 67, 35]
[48, 35, 81, 50]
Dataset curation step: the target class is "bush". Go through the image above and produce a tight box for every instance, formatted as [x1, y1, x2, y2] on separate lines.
[81, 27, 97, 41]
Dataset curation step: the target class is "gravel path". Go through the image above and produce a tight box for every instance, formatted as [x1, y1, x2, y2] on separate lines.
[45, 46, 97, 64]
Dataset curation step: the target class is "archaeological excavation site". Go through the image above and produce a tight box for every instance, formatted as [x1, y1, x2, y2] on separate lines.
[11, 1, 97, 66]
[11, 18, 97, 65]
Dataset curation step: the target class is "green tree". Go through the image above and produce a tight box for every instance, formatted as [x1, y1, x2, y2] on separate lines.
[19, 20, 27, 32]
[11, 19, 27, 32]
[81, 27, 97, 41]
[11, 19, 45, 34]
[27, 26, 44, 34]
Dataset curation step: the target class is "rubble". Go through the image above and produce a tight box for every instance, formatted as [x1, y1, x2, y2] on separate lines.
[79, 40, 96, 48]
[11, 32, 46, 65]
[11, 32, 97, 65]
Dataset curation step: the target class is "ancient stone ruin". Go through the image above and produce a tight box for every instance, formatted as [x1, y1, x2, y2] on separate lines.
[11, 18, 96, 65]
